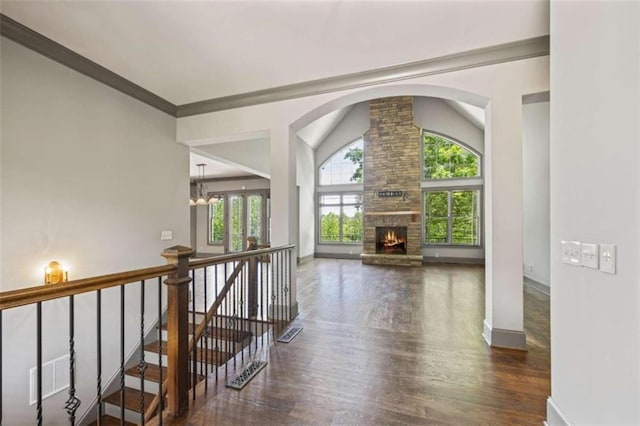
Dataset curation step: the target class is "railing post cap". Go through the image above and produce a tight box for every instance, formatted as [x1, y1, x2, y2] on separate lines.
[161, 245, 195, 259]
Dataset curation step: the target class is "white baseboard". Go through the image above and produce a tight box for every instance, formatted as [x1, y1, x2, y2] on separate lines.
[482, 320, 527, 350]
[546, 397, 572, 425]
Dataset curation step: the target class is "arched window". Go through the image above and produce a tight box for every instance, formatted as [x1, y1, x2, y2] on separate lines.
[319, 138, 363, 185]
[422, 132, 481, 246]
[423, 133, 479, 180]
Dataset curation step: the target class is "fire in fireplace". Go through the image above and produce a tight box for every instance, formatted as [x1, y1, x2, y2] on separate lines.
[376, 226, 408, 255]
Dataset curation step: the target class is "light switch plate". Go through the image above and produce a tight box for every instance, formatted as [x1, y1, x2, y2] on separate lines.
[561, 241, 582, 266]
[581, 243, 598, 269]
[161, 230, 173, 240]
[599, 244, 616, 274]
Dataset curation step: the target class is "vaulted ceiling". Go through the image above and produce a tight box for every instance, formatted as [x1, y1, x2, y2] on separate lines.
[1, 0, 549, 177]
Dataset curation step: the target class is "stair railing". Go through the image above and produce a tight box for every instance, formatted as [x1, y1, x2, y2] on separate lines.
[0, 243, 295, 425]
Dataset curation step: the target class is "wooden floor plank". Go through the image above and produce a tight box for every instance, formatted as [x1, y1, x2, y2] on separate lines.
[162, 260, 550, 425]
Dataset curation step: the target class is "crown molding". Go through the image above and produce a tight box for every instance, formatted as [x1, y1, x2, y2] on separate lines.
[1, 13, 549, 118]
[0, 13, 177, 116]
[177, 35, 549, 117]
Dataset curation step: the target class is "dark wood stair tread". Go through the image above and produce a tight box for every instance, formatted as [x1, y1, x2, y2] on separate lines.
[89, 414, 136, 426]
[160, 323, 253, 342]
[125, 363, 167, 382]
[125, 363, 205, 386]
[103, 387, 155, 413]
[144, 340, 234, 365]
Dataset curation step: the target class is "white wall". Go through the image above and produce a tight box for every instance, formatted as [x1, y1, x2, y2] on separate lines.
[414, 96, 484, 154]
[296, 138, 315, 259]
[523, 101, 550, 287]
[549, 2, 639, 424]
[315, 101, 370, 166]
[0, 39, 189, 423]
[195, 138, 270, 177]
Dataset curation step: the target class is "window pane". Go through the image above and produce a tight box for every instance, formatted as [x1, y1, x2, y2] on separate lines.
[209, 199, 224, 244]
[319, 194, 341, 205]
[425, 191, 448, 217]
[320, 206, 341, 242]
[451, 190, 479, 245]
[228, 195, 243, 252]
[341, 205, 363, 242]
[342, 194, 362, 205]
[247, 195, 262, 243]
[319, 139, 364, 185]
[423, 133, 478, 180]
[425, 191, 450, 244]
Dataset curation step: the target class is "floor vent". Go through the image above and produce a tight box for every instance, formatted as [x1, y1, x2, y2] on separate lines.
[226, 360, 267, 390]
[278, 326, 303, 343]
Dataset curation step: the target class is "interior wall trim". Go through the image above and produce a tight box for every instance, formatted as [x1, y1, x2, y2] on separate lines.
[177, 35, 550, 117]
[0, 13, 177, 116]
[482, 320, 527, 350]
[1, 13, 548, 118]
[523, 91, 551, 104]
[545, 397, 572, 426]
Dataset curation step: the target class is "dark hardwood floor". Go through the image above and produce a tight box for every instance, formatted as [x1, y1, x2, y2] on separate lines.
[165, 259, 550, 425]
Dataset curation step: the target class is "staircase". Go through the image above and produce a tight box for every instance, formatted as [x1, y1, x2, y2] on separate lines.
[93, 312, 255, 424]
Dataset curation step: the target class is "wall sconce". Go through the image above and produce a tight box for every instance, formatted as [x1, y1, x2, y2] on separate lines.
[44, 261, 68, 285]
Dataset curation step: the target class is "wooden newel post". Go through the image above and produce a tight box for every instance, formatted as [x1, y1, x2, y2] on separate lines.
[161, 245, 194, 417]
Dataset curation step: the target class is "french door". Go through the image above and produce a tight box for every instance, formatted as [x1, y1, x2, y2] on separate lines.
[224, 192, 269, 253]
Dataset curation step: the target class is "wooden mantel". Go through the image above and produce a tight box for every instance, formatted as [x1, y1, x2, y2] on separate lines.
[364, 211, 420, 221]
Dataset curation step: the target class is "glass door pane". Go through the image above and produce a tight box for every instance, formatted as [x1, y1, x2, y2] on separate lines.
[228, 194, 244, 252]
[247, 195, 263, 245]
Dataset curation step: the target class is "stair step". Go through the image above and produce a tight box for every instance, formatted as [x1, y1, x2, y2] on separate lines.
[103, 387, 155, 414]
[125, 363, 206, 386]
[160, 323, 253, 343]
[144, 340, 235, 366]
[89, 414, 136, 426]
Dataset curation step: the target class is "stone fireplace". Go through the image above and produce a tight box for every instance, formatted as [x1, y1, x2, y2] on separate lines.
[376, 226, 407, 255]
[360, 96, 423, 267]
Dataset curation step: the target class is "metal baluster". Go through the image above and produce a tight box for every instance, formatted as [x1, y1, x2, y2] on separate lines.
[138, 280, 147, 425]
[36, 302, 42, 426]
[191, 270, 196, 400]
[240, 260, 245, 364]
[120, 286, 125, 424]
[204, 266, 209, 388]
[214, 264, 219, 382]
[259, 255, 264, 350]
[0, 310, 3, 426]
[224, 262, 229, 377]
[287, 249, 292, 321]
[65, 295, 81, 425]
[157, 277, 163, 425]
[96, 290, 102, 425]
[232, 260, 237, 371]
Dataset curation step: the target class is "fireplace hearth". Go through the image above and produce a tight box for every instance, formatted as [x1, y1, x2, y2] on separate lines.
[376, 226, 407, 255]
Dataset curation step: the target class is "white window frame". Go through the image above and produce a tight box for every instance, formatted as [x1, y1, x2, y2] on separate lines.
[317, 192, 363, 244]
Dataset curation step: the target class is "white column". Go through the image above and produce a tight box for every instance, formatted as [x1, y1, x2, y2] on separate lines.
[269, 125, 299, 317]
[483, 92, 525, 349]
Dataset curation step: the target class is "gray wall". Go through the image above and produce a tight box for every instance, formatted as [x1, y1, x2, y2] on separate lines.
[523, 101, 550, 287]
[1, 39, 189, 423]
[196, 138, 270, 177]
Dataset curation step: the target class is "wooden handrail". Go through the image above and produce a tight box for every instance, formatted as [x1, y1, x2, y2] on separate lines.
[0, 264, 176, 311]
[188, 244, 294, 269]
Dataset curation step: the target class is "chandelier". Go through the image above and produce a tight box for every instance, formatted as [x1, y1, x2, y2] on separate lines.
[190, 163, 218, 206]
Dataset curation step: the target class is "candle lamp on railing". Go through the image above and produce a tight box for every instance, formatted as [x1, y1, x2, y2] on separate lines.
[44, 261, 69, 285]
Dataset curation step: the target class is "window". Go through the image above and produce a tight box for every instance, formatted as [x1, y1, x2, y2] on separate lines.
[319, 193, 363, 243]
[423, 133, 479, 180]
[209, 198, 224, 244]
[424, 189, 480, 246]
[422, 131, 482, 247]
[319, 138, 363, 185]
[208, 191, 270, 251]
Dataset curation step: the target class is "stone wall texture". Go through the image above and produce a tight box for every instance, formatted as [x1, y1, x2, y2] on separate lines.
[362, 96, 423, 266]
